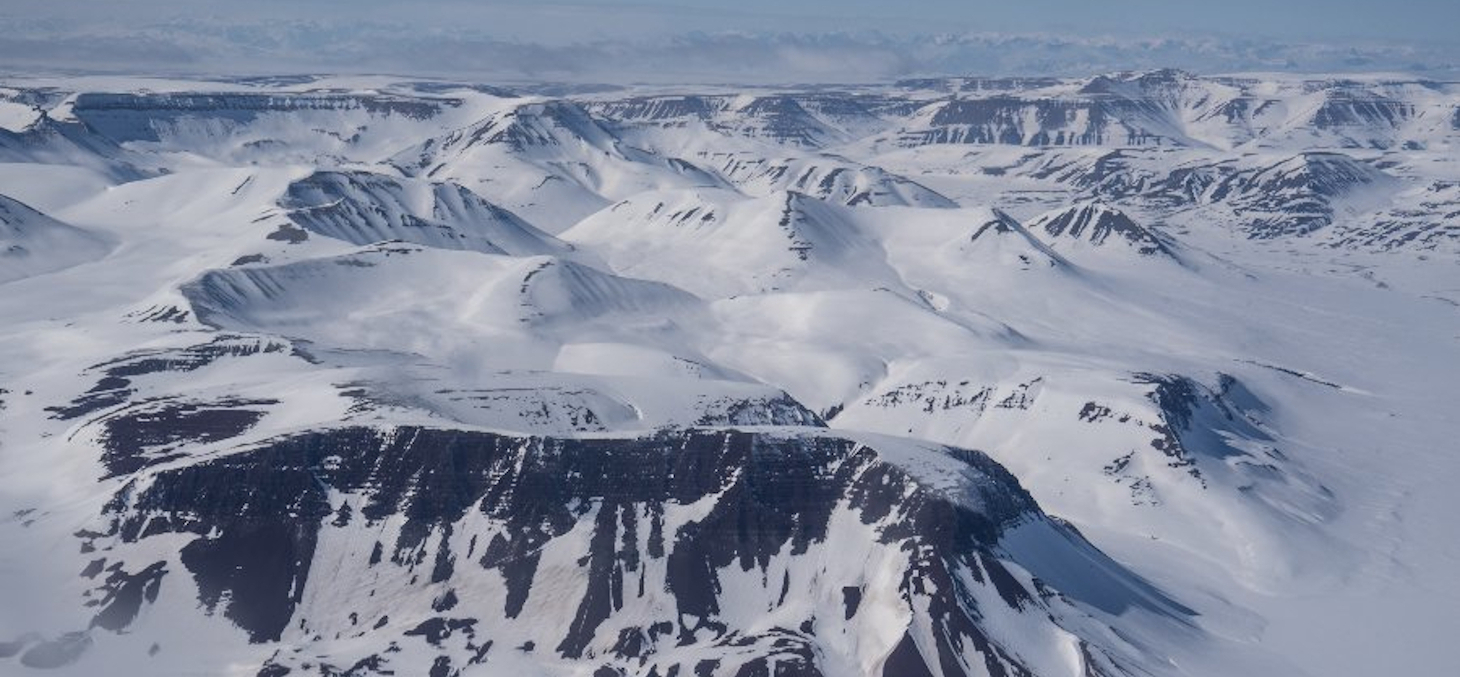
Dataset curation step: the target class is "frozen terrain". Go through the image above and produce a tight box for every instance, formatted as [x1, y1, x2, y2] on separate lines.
[0, 70, 1457, 677]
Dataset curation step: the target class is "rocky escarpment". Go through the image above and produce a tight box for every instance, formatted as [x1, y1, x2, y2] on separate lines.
[1030, 202, 1176, 258]
[38, 427, 1184, 677]
[70, 92, 456, 143]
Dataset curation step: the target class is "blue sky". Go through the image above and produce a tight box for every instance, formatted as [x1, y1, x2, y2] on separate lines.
[3, 0, 1457, 80]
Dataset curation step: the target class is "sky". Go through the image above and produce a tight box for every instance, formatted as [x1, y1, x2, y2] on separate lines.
[3, 0, 1458, 81]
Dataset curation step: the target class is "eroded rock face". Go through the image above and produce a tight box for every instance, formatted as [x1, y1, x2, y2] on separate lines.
[75, 426, 1171, 676]
[70, 92, 455, 143]
[1031, 203, 1176, 257]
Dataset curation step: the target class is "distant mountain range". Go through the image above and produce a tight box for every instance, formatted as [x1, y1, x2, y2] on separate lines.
[1, 18, 1458, 81]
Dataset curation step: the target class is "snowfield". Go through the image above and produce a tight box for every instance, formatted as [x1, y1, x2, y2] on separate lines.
[0, 70, 1457, 677]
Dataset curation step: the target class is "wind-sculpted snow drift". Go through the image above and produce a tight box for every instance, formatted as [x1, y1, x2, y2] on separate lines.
[0, 70, 1457, 677]
[0, 195, 111, 284]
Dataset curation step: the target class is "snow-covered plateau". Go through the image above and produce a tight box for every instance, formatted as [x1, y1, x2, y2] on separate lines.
[0, 70, 1457, 677]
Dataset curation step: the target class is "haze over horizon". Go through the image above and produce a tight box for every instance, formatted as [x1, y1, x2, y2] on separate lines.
[3, 0, 1459, 82]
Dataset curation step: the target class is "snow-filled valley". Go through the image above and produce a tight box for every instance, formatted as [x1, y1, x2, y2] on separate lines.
[0, 70, 1457, 677]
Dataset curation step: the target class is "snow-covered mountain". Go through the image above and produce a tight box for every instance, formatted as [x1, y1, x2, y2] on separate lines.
[0, 194, 111, 284]
[564, 188, 902, 298]
[1027, 202, 1179, 260]
[0, 71, 1457, 677]
[276, 170, 573, 257]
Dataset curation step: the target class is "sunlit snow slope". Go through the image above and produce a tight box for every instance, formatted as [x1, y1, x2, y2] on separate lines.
[0, 71, 1457, 677]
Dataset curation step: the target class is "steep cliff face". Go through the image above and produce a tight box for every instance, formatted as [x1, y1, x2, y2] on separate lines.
[1029, 202, 1177, 259]
[48, 427, 1186, 677]
[1162, 152, 1396, 239]
[70, 92, 457, 144]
